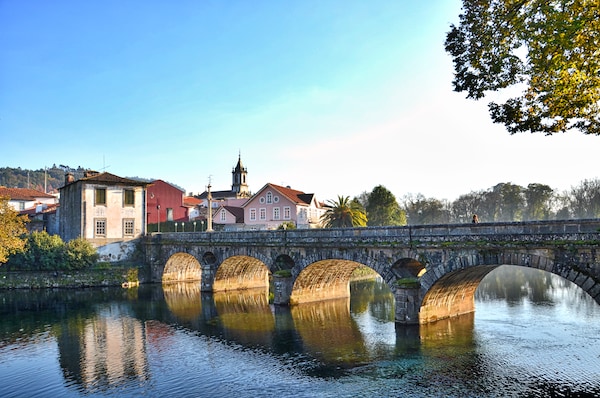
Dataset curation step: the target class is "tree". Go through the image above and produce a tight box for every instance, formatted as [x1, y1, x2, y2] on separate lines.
[320, 195, 367, 228]
[402, 193, 448, 225]
[0, 196, 28, 264]
[524, 183, 555, 220]
[445, 1, 600, 135]
[366, 186, 407, 226]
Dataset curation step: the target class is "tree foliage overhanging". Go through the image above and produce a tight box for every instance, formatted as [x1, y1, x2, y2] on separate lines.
[445, 0, 600, 135]
[0, 196, 28, 263]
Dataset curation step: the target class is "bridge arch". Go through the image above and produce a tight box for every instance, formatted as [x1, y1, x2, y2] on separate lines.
[290, 259, 385, 305]
[213, 255, 270, 291]
[416, 249, 600, 323]
[162, 252, 202, 283]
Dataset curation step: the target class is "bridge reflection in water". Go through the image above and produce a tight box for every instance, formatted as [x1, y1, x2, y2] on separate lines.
[158, 277, 482, 367]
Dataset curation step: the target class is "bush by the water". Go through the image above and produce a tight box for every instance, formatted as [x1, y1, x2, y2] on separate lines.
[6, 231, 98, 271]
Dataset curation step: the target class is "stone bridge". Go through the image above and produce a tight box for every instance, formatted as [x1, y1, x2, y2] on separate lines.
[142, 219, 600, 324]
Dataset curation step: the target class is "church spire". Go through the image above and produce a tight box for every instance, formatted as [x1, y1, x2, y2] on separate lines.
[231, 152, 249, 197]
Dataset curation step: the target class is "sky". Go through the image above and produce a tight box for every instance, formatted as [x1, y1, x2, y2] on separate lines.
[1, 1, 598, 202]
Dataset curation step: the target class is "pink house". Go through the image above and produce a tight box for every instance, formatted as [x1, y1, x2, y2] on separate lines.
[241, 183, 325, 230]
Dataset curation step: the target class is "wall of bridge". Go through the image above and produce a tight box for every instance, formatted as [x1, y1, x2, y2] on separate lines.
[142, 219, 600, 324]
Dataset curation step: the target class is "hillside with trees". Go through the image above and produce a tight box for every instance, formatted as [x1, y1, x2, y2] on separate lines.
[0, 165, 86, 193]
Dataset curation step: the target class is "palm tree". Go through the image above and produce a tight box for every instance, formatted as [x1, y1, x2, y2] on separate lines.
[320, 195, 367, 228]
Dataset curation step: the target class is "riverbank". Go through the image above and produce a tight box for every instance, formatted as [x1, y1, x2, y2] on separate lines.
[0, 266, 140, 289]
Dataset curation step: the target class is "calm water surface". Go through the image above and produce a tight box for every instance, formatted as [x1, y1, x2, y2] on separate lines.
[1, 265, 599, 397]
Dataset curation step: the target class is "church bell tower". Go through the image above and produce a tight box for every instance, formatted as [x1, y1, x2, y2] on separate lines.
[231, 154, 249, 197]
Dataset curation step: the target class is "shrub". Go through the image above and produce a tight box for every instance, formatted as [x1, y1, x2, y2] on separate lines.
[65, 237, 99, 270]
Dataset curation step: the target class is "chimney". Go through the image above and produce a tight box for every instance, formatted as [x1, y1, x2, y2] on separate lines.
[65, 172, 75, 185]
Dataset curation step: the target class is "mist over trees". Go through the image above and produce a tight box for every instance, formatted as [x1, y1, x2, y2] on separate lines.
[351, 178, 600, 227]
[399, 179, 600, 225]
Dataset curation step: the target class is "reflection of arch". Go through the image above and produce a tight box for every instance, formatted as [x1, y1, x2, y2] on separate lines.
[163, 282, 202, 321]
[213, 255, 269, 291]
[290, 260, 364, 305]
[391, 258, 426, 278]
[162, 253, 202, 283]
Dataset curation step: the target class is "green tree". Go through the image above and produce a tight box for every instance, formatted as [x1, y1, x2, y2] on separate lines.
[366, 185, 407, 226]
[446, 1, 600, 135]
[402, 193, 448, 225]
[568, 178, 600, 218]
[524, 183, 555, 220]
[0, 196, 28, 264]
[321, 195, 367, 228]
[64, 237, 99, 270]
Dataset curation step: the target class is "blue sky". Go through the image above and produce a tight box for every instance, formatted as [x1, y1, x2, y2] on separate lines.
[1, 1, 598, 202]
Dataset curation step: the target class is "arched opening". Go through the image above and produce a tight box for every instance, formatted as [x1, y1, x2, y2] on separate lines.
[290, 260, 389, 305]
[391, 258, 427, 279]
[273, 254, 294, 272]
[162, 253, 202, 284]
[213, 255, 269, 292]
[419, 265, 498, 324]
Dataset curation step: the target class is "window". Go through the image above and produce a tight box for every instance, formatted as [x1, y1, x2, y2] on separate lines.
[283, 206, 291, 219]
[266, 192, 272, 204]
[95, 188, 106, 205]
[273, 207, 280, 220]
[259, 208, 266, 220]
[167, 208, 173, 221]
[18, 202, 25, 211]
[260, 197, 265, 204]
[123, 219, 134, 236]
[273, 196, 279, 203]
[95, 219, 106, 237]
[220, 209, 227, 221]
[123, 189, 135, 206]
[249, 208, 256, 221]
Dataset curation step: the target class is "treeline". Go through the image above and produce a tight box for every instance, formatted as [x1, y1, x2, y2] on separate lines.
[0, 165, 86, 193]
[397, 179, 600, 224]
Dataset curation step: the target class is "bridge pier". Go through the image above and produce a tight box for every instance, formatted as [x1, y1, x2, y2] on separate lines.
[273, 275, 293, 305]
[393, 286, 421, 324]
[200, 264, 215, 292]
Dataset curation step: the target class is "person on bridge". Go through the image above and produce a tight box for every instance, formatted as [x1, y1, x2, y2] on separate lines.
[472, 214, 479, 223]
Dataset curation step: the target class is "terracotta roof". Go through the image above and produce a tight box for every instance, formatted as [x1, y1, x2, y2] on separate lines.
[268, 183, 315, 206]
[19, 203, 59, 216]
[0, 187, 56, 200]
[183, 196, 202, 207]
[62, 172, 148, 188]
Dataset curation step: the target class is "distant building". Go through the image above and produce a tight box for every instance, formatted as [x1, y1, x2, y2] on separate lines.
[241, 183, 326, 230]
[58, 171, 148, 250]
[146, 180, 188, 226]
[0, 186, 59, 233]
[195, 154, 251, 207]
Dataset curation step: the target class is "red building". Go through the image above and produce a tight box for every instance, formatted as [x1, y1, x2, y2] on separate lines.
[146, 180, 188, 225]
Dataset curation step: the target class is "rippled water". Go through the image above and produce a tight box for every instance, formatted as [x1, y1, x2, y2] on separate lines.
[0, 265, 599, 397]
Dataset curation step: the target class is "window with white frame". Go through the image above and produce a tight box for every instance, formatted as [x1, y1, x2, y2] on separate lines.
[259, 208, 266, 220]
[220, 209, 227, 221]
[266, 192, 272, 204]
[273, 207, 280, 220]
[95, 218, 106, 237]
[123, 219, 134, 236]
[249, 208, 256, 221]
[283, 206, 291, 219]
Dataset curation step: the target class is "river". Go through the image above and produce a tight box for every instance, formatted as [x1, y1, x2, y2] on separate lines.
[0, 265, 599, 397]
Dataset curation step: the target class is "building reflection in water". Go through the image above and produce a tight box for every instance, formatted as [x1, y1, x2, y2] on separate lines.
[58, 302, 148, 391]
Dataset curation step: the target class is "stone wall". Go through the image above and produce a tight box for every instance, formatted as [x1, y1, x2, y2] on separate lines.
[0, 268, 139, 289]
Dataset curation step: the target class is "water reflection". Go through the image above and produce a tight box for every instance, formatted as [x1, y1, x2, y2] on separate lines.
[57, 303, 148, 391]
[0, 266, 599, 397]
